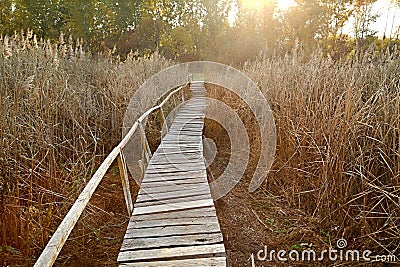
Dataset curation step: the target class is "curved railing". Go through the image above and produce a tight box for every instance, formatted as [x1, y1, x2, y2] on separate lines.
[34, 79, 192, 267]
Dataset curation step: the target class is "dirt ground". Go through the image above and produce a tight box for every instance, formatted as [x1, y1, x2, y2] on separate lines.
[215, 178, 327, 267]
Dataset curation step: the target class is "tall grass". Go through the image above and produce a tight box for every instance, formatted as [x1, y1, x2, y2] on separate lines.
[243, 45, 400, 254]
[0, 30, 170, 264]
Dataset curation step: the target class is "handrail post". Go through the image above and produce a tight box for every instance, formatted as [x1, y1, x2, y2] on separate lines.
[138, 120, 152, 164]
[117, 149, 133, 215]
[160, 107, 169, 137]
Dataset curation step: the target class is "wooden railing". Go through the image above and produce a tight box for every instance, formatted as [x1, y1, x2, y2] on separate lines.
[34, 81, 191, 267]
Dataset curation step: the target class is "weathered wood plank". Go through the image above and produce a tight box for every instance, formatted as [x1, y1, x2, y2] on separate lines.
[148, 157, 204, 165]
[119, 257, 226, 267]
[137, 183, 209, 195]
[153, 151, 202, 156]
[127, 216, 219, 229]
[146, 163, 205, 170]
[145, 167, 206, 174]
[121, 233, 223, 252]
[132, 199, 214, 216]
[140, 178, 208, 188]
[124, 224, 224, 237]
[143, 170, 206, 180]
[135, 188, 211, 203]
[117, 244, 226, 262]
[130, 206, 217, 222]
[124, 223, 221, 239]
[134, 194, 211, 207]
[138, 184, 209, 195]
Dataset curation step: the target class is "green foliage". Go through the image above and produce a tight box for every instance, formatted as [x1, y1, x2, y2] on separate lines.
[0, 0, 14, 33]
[13, 0, 63, 38]
[1, 0, 397, 64]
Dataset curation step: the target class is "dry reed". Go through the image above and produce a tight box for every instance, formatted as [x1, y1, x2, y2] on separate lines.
[0, 30, 170, 265]
[243, 45, 400, 256]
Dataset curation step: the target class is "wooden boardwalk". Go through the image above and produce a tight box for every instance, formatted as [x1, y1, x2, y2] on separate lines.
[117, 82, 227, 266]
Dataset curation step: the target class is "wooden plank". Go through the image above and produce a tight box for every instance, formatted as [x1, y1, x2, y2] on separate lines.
[140, 178, 208, 189]
[158, 141, 202, 145]
[148, 157, 204, 164]
[142, 170, 206, 181]
[137, 183, 209, 195]
[149, 156, 203, 162]
[163, 135, 202, 141]
[136, 187, 210, 201]
[144, 173, 206, 183]
[160, 142, 201, 149]
[145, 167, 206, 174]
[134, 194, 211, 207]
[132, 199, 214, 216]
[143, 173, 206, 182]
[146, 163, 205, 169]
[143, 170, 206, 179]
[138, 183, 209, 194]
[150, 153, 202, 159]
[151, 157, 202, 163]
[119, 256, 226, 267]
[124, 223, 222, 239]
[121, 233, 223, 251]
[167, 126, 204, 130]
[149, 156, 204, 164]
[159, 141, 203, 144]
[127, 216, 219, 229]
[135, 188, 211, 203]
[153, 150, 201, 156]
[141, 172, 206, 181]
[131, 206, 217, 222]
[150, 155, 203, 161]
[145, 168, 206, 174]
[117, 244, 226, 262]
[172, 119, 204, 122]
[161, 134, 202, 138]
[168, 126, 204, 130]
[167, 122, 203, 125]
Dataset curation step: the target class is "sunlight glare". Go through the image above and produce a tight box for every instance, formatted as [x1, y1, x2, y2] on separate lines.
[241, 0, 296, 10]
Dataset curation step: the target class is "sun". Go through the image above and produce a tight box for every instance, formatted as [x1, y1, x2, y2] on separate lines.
[241, 0, 296, 10]
[241, 0, 267, 10]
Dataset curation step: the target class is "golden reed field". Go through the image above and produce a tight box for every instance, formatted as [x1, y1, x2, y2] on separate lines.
[1, 32, 399, 266]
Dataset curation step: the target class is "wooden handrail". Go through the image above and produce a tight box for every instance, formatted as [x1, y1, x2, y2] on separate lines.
[34, 82, 189, 267]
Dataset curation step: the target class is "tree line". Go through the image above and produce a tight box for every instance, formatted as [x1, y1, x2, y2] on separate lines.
[1, 0, 399, 64]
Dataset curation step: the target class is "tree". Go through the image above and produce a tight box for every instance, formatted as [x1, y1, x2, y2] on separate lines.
[353, 0, 379, 40]
[161, 26, 195, 59]
[60, 0, 98, 42]
[281, 0, 331, 52]
[321, 0, 353, 36]
[13, 0, 63, 39]
[0, 0, 14, 34]
[118, 17, 167, 55]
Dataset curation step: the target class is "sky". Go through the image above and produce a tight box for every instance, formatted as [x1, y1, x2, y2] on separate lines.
[362, 0, 400, 38]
